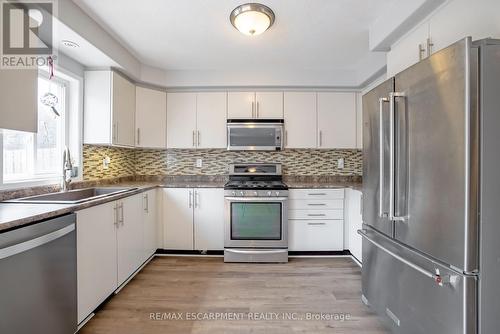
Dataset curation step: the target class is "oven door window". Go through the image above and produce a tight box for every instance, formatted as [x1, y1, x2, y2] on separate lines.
[229, 127, 277, 147]
[231, 202, 282, 240]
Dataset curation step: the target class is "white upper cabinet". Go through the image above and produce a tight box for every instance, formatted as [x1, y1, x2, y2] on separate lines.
[227, 91, 255, 119]
[284, 92, 317, 148]
[167, 92, 197, 148]
[255, 92, 283, 118]
[84, 70, 136, 147]
[317, 92, 357, 149]
[228, 91, 283, 119]
[167, 92, 227, 149]
[0, 69, 37, 132]
[196, 92, 227, 148]
[386, 22, 430, 77]
[135, 86, 167, 148]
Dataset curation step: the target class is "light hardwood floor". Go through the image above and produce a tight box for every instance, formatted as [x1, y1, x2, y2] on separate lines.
[79, 256, 389, 334]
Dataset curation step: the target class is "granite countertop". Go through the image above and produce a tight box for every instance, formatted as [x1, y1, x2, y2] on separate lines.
[0, 175, 362, 233]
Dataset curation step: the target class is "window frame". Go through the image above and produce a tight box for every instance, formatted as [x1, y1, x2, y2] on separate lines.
[0, 67, 83, 189]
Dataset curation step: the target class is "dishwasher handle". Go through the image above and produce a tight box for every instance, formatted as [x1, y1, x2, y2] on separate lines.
[0, 224, 75, 260]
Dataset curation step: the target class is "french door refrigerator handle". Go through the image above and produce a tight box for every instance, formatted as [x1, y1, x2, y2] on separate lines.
[389, 92, 406, 222]
[358, 229, 458, 287]
[379, 97, 389, 218]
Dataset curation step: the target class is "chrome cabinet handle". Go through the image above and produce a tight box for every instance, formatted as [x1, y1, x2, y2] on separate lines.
[144, 194, 149, 213]
[307, 203, 326, 206]
[137, 128, 140, 146]
[194, 190, 199, 208]
[197, 130, 200, 146]
[192, 131, 196, 147]
[251, 101, 255, 118]
[319, 130, 322, 147]
[379, 97, 389, 218]
[113, 123, 117, 142]
[188, 190, 192, 208]
[114, 204, 119, 227]
[307, 213, 326, 217]
[358, 229, 458, 287]
[307, 222, 326, 226]
[426, 38, 433, 57]
[389, 92, 406, 222]
[418, 43, 426, 61]
[120, 203, 124, 225]
[308, 193, 326, 196]
[256, 101, 260, 118]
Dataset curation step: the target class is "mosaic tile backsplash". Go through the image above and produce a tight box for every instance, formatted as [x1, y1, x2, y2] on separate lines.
[83, 145, 362, 181]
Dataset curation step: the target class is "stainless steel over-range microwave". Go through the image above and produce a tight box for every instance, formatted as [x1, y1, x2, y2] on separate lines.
[227, 119, 284, 151]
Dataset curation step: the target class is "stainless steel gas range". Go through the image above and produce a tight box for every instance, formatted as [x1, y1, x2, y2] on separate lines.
[224, 163, 288, 263]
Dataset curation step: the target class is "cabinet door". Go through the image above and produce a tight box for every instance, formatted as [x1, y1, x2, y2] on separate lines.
[196, 92, 227, 148]
[386, 22, 430, 77]
[317, 92, 356, 148]
[135, 86, 167, 148]
[112, 72, 136, 146]
[142, 190, 158, 260]
[162, 188, 194, 250]
[288, 220, 344, 251]
[194, 188, 225, 250]
[284, 92, 317, 148]
[227, 91, 255, 119]
[167, 92, 197, 148]
[0, 69, 37, 132]
[117, 193, 144, 286]
[346, 189, 363, 262]
[76, 201, 117, 323]
[255, 92, 283, 118]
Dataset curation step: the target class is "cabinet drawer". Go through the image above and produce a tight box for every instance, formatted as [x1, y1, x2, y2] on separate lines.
[289, 220, 344, 251]
[289, 209, 343, 220]
[289, 199, 343, 210]
[289, 189, 344, 200]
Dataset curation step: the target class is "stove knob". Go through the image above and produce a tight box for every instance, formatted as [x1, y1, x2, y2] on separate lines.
[253, 191, 258, 196]
[275, 191, 280, 196]
[267, 191, 272, 196]
[231, 191, 236, 196]
[240, 191, 244, 196]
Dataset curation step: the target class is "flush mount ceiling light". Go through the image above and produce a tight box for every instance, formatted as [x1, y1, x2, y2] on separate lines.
[230, 3, 275, 36]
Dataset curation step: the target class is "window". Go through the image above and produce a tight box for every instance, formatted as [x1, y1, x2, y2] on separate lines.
[1, 69, 81, 187]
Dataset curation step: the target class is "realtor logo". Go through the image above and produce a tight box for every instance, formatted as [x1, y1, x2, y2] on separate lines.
[1, 0, 57, 68]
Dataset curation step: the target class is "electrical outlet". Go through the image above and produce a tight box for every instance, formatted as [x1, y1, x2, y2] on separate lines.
[196, 158, 203, 168]
[103, 156, 111, 169]
[337, 158, 345, 169]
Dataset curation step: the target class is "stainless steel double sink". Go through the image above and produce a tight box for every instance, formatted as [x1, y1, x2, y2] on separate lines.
[4, 187, 137, 204]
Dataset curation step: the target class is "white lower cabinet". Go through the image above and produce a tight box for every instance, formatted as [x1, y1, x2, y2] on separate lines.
[76, 201, 118, 324]
[116, 194, 145, 286]
[142, 189, 158, 260]
[345, 189, 363, 262]
[288, 189, 345, 251]
[289, 220, 344, 251]
[77, 190, 157, 324]
[162, 188, 224, 251]
[194, 188, 225, 250]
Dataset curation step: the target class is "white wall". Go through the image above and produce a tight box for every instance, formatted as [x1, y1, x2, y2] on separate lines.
[387, 0, 500, 76]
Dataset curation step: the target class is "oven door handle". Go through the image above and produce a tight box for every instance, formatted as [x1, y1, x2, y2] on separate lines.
[225, 197, 288, 202]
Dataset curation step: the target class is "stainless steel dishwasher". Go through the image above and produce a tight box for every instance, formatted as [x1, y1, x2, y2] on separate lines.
[0, 213, 77, 334]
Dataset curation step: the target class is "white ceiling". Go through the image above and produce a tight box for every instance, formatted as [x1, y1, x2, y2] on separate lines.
[72, 0, 397, 74]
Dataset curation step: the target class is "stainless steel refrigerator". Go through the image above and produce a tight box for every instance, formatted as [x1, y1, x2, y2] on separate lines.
[360, 37, 500, 334]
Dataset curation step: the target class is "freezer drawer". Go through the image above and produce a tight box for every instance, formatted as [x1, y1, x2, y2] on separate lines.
[360, 227, 477, 334]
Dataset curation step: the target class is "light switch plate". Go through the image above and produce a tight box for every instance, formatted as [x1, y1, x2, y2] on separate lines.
[196, 158, 203, 168]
